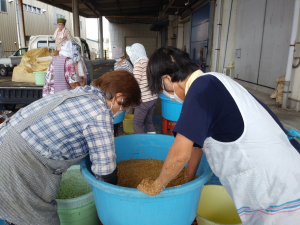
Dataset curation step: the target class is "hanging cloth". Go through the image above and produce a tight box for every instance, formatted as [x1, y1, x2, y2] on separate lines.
[53, 27, 66, 39]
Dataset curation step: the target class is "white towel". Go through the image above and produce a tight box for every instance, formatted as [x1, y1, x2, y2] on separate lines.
[53, 27, 66, 39]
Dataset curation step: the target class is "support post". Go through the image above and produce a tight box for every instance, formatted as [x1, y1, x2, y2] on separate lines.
[72, 0, 80, 37]
[98, 16, 104, 59]
[282, 0, 300, 108]
[17, 0, 26, 47]
[176, 24, 184, 50]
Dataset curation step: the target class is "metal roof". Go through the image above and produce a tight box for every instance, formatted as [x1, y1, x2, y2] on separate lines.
[37, 0, 208, 24]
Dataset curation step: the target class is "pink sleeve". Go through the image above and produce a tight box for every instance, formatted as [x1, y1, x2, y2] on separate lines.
[42, 62, 53, 97]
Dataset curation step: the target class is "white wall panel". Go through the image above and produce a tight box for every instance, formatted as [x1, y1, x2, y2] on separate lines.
[258, 0, 294, 88]
[108, 23, 157, 54]
[233, 0, 266, 83]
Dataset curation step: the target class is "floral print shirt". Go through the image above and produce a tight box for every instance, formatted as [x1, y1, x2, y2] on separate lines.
[42, 58, 86, 97]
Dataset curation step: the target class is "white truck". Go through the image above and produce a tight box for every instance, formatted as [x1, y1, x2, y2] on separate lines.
[27, 35, 91, 59]
[0, 44, 28, 76]
[0, 35, 93, 110]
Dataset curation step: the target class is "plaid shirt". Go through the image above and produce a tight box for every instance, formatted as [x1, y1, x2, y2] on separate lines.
[0, 86, 116, 179]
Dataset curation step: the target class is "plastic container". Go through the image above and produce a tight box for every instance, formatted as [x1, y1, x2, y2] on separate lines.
[57, 201, 99, 225]
[159, 94, 183, 122]
[56, 165, 100, 225]
[81, 134, 212, 225]
[0, 219, 7, 225]
[33, 71, 47, 86]
[286, 128, 300, 140]
[196, 185, 242, 225]
[205, 173, 222, 185]
[113, 111, 125, 124]
[122, 114, 135, 134]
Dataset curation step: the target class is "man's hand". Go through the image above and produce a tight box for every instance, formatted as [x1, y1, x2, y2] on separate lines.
[137, 178, 164, 196]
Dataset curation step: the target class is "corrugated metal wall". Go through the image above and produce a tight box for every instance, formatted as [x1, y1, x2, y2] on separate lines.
[23, 0, 74, 36]
[22, 0, 48, 35]
[47, 6, 73, 35]
[234, 0, 294, 89]
[0, 1, 19, 53]
[0, 0, 87, 52]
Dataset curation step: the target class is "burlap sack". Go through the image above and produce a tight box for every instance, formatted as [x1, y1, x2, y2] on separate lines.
[12, 47, 53, 83]
[270, 75, 285, 104]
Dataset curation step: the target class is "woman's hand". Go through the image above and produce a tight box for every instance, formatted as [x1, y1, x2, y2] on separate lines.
[138, 133, 194, 196]
[137, 178, 164, 196]
[70, 82, 80, 88]
[185, 147, 203, 182]
[81, 78, 86, 87]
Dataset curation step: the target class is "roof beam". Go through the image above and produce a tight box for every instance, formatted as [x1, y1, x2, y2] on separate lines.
[101, 8, 158, 16]
[106, 15, 156, 19]
[163, 0, 175, 13]
[115, 0, 121, 13]
[91, 5, 160, 12]
[169, 6, 186, 9]
[38, 0, 90, 17]
[94, 1, 160, 9]
[50, 0, 71, 3]
[81, 0, 101, 17]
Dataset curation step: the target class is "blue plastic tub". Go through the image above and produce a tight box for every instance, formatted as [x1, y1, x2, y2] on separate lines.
[0, 219, 7, 225]
[286, 129, 300, 140]
[159, 94, 183, 121]
[81, 134, 212, 225]
[113, 111, 125, 124]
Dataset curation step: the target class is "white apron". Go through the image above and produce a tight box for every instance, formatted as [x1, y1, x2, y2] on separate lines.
[195, 73, 300, 225]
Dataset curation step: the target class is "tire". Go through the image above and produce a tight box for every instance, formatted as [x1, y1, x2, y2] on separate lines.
[0, 66, 8, 76]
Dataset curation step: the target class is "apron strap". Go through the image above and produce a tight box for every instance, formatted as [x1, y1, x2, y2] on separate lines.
[15, 90, 97, 133]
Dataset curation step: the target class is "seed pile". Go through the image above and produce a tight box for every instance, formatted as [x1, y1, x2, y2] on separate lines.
[56, 169, 91, 199]
[117, 159, 188, 188]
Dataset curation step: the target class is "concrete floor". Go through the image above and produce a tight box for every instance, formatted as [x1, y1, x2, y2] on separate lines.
[247, 88, 300, 131]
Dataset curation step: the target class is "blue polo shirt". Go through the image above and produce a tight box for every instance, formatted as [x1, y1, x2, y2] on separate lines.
[172, 75, 300, 153]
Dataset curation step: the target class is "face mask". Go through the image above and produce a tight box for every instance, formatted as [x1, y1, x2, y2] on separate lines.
[162, 79, 184, 103]
[110, 97, 124, 118]
[115, 58, 122, 62]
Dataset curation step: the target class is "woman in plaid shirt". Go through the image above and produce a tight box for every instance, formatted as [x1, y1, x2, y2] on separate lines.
[0, 70, 141, 225]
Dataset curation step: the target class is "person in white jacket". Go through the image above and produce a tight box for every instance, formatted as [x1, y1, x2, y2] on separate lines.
[126, 43, 158, 134]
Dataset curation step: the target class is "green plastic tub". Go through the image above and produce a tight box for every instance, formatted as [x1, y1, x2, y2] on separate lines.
[57, 201, 99, 225]
[33, 71, 46, 86]
[56, 165, 100, 225]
